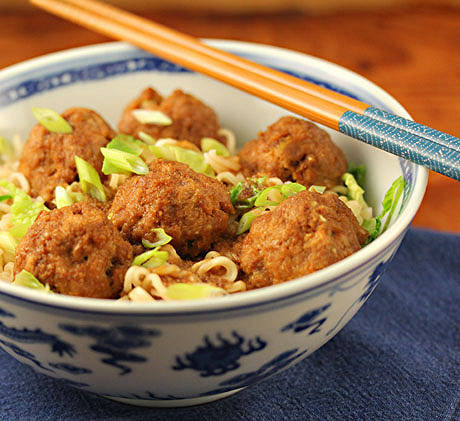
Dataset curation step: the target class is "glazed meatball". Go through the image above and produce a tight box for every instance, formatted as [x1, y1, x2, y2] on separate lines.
[109, 160, 234, 257]
[19, 107, 115, 203]
[14, 202, 133, 299]
[240, 190, 369, 290]
[238, 116, 347, 188]
[118, 87, 225, 148]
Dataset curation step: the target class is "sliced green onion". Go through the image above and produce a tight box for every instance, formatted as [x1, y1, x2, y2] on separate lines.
[66, 187, 85, 203]
[107, 134, 144, 156]
[142, 228, 172, 248]
[342, 172, 366, 207]
[132, 249, 158, 266]
[54, 186, 74, 209]
[360, 176, 404, 244]
[254, 185, 283, 207]
[254, 176, 267, 186]
[362, 218, 379, 239]
[378, 176, 405, 232]
[347, 163, 366, 187]
[252, 182, 306, 207]
[150, 144, 214, 176]
[54, 185, 85, 208]
[308, 185, 326, 194]
[173, 146, 213, 176]
[201, 137, 230, 156]
[100, 148, 148, 176]
[0, 136, 14, 158]
[237, 209, 260, 235]
[203, 163, 216, 178]
[138, 131, 156, 144]
[149, 144, 176, 161]
[132, 248, 169, 268]
[32, 107, 72, 134]
[0, 194, 12, 202]
[229, 182, 243, 204]
[74, 156, 106, 202]
[132, 109, 172, 125]
[281, 182, 307, 197]
[142, 251, 169, 268]
[0, 180, 48, 240]
[0, 231, 18, 258]
[13, 270, 52, 293]
[166, 283, 227, 300]
[10, 197, 47, 240]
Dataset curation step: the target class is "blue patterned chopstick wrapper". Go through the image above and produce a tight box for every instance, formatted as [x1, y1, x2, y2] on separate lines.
[364, 106, 460, 153]
[338, 111, 460, 180]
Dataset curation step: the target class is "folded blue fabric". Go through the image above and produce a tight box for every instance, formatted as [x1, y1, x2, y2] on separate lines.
[1, 227, 459, 421]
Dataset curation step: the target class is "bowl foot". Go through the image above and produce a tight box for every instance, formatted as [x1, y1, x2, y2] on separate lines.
[103, 388, 245, 407]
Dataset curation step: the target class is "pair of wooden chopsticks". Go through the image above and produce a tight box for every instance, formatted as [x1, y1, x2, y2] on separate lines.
[30, 0, 460, 181]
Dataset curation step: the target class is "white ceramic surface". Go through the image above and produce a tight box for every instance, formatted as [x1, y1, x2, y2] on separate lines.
[0, 41, 427, 406]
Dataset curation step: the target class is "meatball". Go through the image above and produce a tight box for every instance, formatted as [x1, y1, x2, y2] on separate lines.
[14, 202, 133, 299]
[238, 116, 347, 188]
[109, 160, 234, 257]
[19, 107, 115, 203]
[240, 190, 369, 290]
[118, 87, 225, 148]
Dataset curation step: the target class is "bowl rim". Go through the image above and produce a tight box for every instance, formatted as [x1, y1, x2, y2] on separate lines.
[0, 40, 428, 315]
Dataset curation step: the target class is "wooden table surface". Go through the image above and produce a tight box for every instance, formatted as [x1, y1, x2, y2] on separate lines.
[1, 6, 459, 232]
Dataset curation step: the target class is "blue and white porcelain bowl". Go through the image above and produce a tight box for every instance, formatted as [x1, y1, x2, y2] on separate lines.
[0, 41, 427, 407]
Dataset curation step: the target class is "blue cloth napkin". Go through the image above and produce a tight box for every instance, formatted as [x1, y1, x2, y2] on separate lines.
[1, 227, 459, 421]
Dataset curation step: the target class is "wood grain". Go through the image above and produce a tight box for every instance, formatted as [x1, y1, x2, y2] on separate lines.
[1, 6, 459, 231]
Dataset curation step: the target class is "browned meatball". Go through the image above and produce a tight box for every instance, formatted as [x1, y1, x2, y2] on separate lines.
[109, 160, 234, 257]
[118, 87, 225, 148]
[19, 107, 115, 203]
[240, 190, 369, 290]
[14, 202, 133, 299]
[238, 116, 347, 188]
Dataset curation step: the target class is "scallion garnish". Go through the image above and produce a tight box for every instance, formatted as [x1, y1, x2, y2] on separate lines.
[232, 181, 307, 234]
[142, 251, 169, 268]
[13, 270, 52, 293]
[0, 231, 18, 258]
[254, 186, 283, 207]
[237, 209, 260, 235]
[0, 180, 48, 240]
[347, 163, 366, 187]
[173, 146, 213, 176]
[201, 137, 230, 156]
[54, 186, 74, 209]
[149, 144, 176, 161]
[150, 144, 214, 176]
[281, 183, 307, 197]
[138, 131, 156, 144]
[253, 182, 306, 207]
[378, 176, 405, 233]
[229, 182, 243, 204]
[100, 147, 149, 176]
[308, 185, 326, 194]
[142, 228, 172, 248]
[166, 283, 227, 300]
[132, 109, 172, 125]
[74, 156, 106, 202]
[343, 173, 366, 205]
[107, 134, 144, 156]
[132, 247, 169, 268]
[32, 107, 73, 134]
